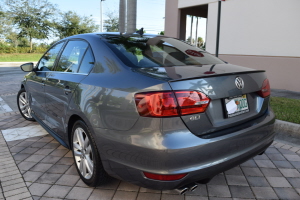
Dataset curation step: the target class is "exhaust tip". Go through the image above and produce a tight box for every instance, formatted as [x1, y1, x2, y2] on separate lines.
[190, 184, 198, 192]
[175, 187, 189, 195]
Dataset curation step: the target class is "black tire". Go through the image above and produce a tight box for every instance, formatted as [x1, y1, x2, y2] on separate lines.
[71, 120, 109, 186]
[17, 88, 35, 121]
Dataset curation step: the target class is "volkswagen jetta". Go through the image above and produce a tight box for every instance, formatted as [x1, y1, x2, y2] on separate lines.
[17, 32, 275, 193]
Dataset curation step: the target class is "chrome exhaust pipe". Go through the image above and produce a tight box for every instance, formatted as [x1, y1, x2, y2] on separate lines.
[190, 184, 198, 192]
[175, 187, 189, 195]
[175, 183, 198, 195]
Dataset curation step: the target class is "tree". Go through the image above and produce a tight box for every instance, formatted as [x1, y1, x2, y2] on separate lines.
[54, 11, 99, 39]
[103, 11, 119, 32]
[0, 4, 14, 37]
[5, 0, 56, 52]
[158, 31, 164, 35]
[197, 37, 204, 48]
[190, 15, 194, 45]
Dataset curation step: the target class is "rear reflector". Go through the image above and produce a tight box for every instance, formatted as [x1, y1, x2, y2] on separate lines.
[135, 91, 210, 117]
[143, 172, 187, 181]
[257, 79, 271, 98]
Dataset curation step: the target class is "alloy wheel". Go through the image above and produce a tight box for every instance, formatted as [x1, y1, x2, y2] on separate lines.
[18, 91, 32, 118]
[73, 127, 94, 179]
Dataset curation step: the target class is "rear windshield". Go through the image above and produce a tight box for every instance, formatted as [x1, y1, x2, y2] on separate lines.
[101, 35, 224, 68]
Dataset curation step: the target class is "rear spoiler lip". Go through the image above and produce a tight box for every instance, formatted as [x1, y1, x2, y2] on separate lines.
[168, 70, 266, 82]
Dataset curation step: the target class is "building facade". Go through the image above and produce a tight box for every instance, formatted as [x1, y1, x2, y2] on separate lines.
[165, 0, 300, 92]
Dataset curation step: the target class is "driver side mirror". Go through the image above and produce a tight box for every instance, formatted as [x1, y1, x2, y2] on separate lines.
[20, 62, 34, 72]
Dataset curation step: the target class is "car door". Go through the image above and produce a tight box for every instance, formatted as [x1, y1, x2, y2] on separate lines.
[44, 40, 95, 138]
[26, 42, 65, 123]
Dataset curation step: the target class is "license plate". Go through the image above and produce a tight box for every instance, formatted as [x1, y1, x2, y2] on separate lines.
[225, 94, 249, 118]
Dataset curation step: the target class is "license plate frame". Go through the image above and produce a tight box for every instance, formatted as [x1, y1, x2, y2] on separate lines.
[224, 94, 249, 118]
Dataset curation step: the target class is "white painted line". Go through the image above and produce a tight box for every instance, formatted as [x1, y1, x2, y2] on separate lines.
[0, 97, 13, 112]
[1, 125, 48, 141]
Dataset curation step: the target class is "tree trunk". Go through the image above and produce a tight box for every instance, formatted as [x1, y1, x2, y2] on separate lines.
[119, 0, 126, 33]
[195, 17, 198, 47]
[30, 36, 32, 53]
[190, 15, 193, 45]
[127, 0, 137, 34]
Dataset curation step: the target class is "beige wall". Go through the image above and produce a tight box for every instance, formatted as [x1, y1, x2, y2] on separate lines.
[178, 0, 215, 8]
[206, 0, 300, 57]
[165, 0, 300, 92]
[220, 55, 300, 92]
[164, 0, 180, 38]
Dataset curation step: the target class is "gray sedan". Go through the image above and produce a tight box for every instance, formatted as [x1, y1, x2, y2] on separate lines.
[17, 32, 275, 194]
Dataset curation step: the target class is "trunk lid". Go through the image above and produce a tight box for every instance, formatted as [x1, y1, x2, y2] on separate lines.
[162, 64, 269, 137]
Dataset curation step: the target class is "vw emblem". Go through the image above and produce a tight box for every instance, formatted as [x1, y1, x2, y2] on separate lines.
[235, 77, 244, 89]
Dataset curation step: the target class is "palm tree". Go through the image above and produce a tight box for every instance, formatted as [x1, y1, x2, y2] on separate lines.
[195, 17, 198, 46]
[190, 15, 194, 45]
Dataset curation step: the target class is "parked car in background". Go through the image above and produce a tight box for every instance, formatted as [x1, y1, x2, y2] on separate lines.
[17, 32, 275, 194]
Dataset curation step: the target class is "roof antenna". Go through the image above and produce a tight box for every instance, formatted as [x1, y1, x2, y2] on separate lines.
[136, 27, 144, 36]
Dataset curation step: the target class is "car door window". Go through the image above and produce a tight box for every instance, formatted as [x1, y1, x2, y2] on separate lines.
[55, 40, 89, 73]
[37, 42, 65, 71]
[78, 48, 95, 74]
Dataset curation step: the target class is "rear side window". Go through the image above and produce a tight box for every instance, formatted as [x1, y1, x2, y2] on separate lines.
[37, 42, 65, 71]
[78, 48, 94, 74]
[102, 35, 224, 68]
[55, 40, 89, 73]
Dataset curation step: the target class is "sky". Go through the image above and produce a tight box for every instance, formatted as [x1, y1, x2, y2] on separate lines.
[49, 0, 166, 35]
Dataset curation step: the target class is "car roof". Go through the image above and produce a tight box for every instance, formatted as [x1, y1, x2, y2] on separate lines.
[64, 32, 160, 40]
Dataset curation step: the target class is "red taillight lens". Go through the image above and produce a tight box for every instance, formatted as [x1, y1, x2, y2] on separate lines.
[135, 91, 210, 117]
[257, 79, 271, 98]
[143, 172, 187, 181]
[174, 91, 210, 115]
[135, 92, 179, 117]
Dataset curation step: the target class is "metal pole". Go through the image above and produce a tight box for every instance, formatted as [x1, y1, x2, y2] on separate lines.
[215, 0, 221, 57]
[100, 0, 103, 32]
[127, 0, 137, 34]
[119, 0, 126, 33]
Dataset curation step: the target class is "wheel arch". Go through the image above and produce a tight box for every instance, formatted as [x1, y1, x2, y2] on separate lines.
[67, 114, 84, 148]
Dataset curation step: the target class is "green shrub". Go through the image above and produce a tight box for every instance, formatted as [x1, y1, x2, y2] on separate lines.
[0, 45, 47, 53]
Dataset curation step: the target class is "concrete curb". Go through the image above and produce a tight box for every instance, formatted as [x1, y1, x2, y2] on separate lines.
[275, 119, 300, 145]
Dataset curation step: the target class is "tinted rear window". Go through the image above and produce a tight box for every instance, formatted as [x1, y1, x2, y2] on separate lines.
[101, 35, 224, 68]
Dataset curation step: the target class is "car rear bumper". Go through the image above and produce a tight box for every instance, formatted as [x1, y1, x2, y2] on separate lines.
[94, 109, 275, 190]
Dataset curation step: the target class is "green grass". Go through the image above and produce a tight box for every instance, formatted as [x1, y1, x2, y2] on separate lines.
[0, 53, 43, 62]
[271, 97, 300, 124]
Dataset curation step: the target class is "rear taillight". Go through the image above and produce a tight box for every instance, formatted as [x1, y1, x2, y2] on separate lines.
[257, 79, 271, 98]
[135, 92, 179, 117]
[135, 91, 210, 117]
[143, 172, 187, 181]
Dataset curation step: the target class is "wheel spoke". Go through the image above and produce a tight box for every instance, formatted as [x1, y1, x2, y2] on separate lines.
[20, 105, 27, 110]
[79, 158, 84, 175]
[73, 149, 82, 157]
[83, 137, 89, 149]
[77, 129, 85, 148]
[82, 159, 87, 177]
[20, 96, 27, 104]
[85, 144, 92, 154]
[85, 155, 93, 174]
[73, 142, 82, 151]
